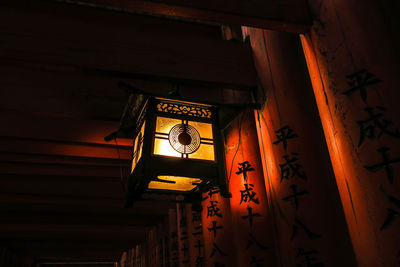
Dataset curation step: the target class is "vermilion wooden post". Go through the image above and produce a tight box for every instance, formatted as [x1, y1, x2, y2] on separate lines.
[224, 111, 278, 267]
[300, 0, 400, 265]
[185, 204, 205, 267]
[119, 251, 126, 267]
[176, 204, 190, 267]
[242, 27, 357, 266]
[168, 208, 180, 267]
[147, 228, 157, 267]
[156, 223, 165, 267]
[201, 192, 237, 267]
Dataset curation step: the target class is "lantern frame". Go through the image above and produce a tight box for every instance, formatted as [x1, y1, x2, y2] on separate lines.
[125, 95, 230, 205]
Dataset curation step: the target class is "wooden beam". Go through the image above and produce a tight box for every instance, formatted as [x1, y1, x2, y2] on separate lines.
[0, 223, 147, 241]
[0, 203, 166, 226]
[3, 240, 137, 250]
[0, 152, 130, 168]
[0, 192, 174, 210]
[0, 62, 239, 119]
[0, 113, 130, 147]
[3, 240, 139, 253]
[5, 240, 128, 262]
[0, 193, 123, 208]
[0, 161, 128, 178]
[38, 260, 117, 264]
[53, 0, 311, 33]
[0, 202, 173, 215]
[0, 1, 257, 88]
[0, 174, 125, 198]
[0, 62, 127, 121]
[3, 240, 130, 262]
[0, 137, 131, 160]
[0, 113, 133, 160]
[39, 264, 115, 267]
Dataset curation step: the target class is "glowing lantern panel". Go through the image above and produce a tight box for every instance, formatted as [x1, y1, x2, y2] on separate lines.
[126, 96, 227, 203]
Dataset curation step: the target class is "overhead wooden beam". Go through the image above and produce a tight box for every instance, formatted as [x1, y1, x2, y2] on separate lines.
[0, 62, 127, 121]
[5, 240, 128, 262]
[0, 174, 126, 198]
[0, 152, 130, 169]
[53, 0, 311, 33]
[0, 62, 239, 119]
[3, 240, 139, 255]
[0, 112, 130, 147]
[0, 192, 175, 209]
[39, 264, 115, 267]
[0, 137, 131, 160]
[0, 113, 132, 160]
[0, 161, 127, 178]
[0, 203, 166, 226]
[0, 193, 123, 208]
[38, 258, 118, 264]
[0, 223, 147, 241]
[0, 202, 173, 215]
[3, 240, 137, 251]
[0, 1, 257, 88]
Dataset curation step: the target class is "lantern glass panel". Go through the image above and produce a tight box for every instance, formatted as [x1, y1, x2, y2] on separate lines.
[188, 143, 215, 160]
[153, 138, 181, 158]
[153, 116, 182, 158]
[188, 121, 213, 139]
[155, 116, 181, 134]
[153, 115, 215, 161]
[148, 176, 202, 191]
[131, 121, 145, 173]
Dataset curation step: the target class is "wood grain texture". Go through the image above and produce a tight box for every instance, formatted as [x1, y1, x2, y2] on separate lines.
[55, 0, 311, 33]
[0, 1, 257, 88]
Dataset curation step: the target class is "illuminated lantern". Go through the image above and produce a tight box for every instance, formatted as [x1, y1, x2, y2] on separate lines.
[123, 93, 230, 206]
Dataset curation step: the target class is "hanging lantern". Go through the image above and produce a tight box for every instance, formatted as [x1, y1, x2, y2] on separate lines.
[123, 94, 230, 205]
[104, 82, 260, 207]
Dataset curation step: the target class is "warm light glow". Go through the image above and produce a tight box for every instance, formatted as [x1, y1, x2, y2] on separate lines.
[153, 116, 215, 160]
[188, 143, 215, 160]
[189, 121, 214, 160]
[148, 176, 202, 191]
[188, 121, 213, 139]
[153, 116, 182, 157]
[155, 116, 181, 134]
[154, 138, 181, 157]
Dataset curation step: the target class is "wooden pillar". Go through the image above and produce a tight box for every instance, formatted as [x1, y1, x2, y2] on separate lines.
[119, 251, 127, 267]
[300, 0, 400, 266]
[177, 204, 190, 267]
[224, 111, 278, 267]
[185, 204, 205, 267]
[168, 208, 180, 267]
[156, 223, 166, 267]
[161, 214, 170, 267]
[146, 227, 157, 267]
[126, 249, 132, 267]
[201, 191, 237, 267]
[242, 27, 357, 266]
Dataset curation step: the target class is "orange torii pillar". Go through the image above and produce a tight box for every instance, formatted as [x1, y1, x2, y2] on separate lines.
[300, 0, 400, 265]
[177, 203, 190, 267]
[184, 204, 205, 267]
[242, 27, 358, 266]
[201, 191, 237, 267]
[224, 110, 278, 267]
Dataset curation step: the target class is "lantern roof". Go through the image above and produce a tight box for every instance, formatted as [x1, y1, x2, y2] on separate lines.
[104, 82, 260, 141]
